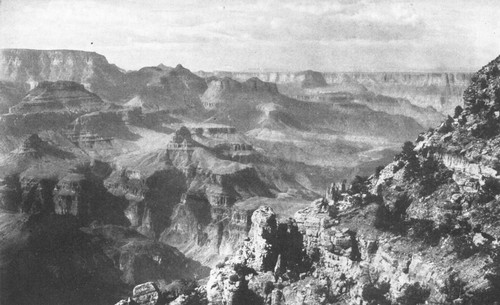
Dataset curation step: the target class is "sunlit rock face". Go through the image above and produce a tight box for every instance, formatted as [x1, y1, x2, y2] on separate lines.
[0, 48, 127, 101]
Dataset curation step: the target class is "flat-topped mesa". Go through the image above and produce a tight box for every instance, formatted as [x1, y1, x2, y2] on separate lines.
[9, 80, 104, 115]
[201, 77, 279, 110]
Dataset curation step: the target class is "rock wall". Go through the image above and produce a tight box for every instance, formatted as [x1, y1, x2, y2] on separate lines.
[0, 48, 127, 101]
[200, 71, 472, 114]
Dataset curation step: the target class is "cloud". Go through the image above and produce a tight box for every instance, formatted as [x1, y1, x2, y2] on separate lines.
[0, 0, 499, 71]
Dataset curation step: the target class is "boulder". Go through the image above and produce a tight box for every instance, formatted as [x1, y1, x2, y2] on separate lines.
[132, 282, 160, 305]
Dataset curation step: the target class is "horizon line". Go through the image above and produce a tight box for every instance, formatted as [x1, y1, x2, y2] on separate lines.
[0, 47, 478, 74]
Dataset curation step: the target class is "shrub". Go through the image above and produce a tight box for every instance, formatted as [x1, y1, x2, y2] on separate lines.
[393, 194, 411, 221]
[479, 77, 488, 89]
[419, 156, 439, 196]
[494, 87, 500, 104]
[440, 273, 467, 303]
[479, 177, 500, 203]
[233, 263, 257, 277]
[396, 282, 430, 305]
[374, 166, 385, 179]
[215, 262, 225, 269]
[410, 219, 441, 246]
[229, 274, 239, 282]
[374, 204, 392, 230]
[373, 194, 410, 234]
[471, 116, 500, 139]
[452, 235, 478, 259]
[398, 141, 416, 159]
[396, 141, 420, 180]
[393, 160, 405, 173]
[437, 116, 454, 134]
[418, 156, 452, 197]
[263, 281, 274, 295]
[492, 65, 500, 77]
[454, 106, 464, 118]
[350, 175, 369, 194]
[362, 282, 391, 305]
[469, 99, 485, 114]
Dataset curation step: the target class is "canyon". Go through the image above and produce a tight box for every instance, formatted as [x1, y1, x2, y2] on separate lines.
[2, 48, 496, 305]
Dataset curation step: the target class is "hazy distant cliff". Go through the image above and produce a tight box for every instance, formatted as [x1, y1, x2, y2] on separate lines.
[325, 72, 472, 114]
[199, 71, 472, 114]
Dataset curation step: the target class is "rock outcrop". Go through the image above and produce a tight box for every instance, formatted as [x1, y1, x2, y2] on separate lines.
[247, 206, 278, 271]
[132, 282, 161, 305]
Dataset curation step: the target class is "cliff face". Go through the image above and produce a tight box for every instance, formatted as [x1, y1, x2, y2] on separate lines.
[199, 71, 471, 115]
[201, 74, 424, 143]
[330, 72, 471, 114]
[0, 49, 127, 101]
[351, 93, 445, 129]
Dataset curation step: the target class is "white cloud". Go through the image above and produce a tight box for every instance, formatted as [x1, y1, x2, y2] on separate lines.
[0, 0, 499, 71]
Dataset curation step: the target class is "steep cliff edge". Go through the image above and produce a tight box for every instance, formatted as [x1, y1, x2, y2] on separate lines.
[0, 49, 127, 101]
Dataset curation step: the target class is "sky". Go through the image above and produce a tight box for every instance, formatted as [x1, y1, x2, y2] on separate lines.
[1, 0, 500, 72]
